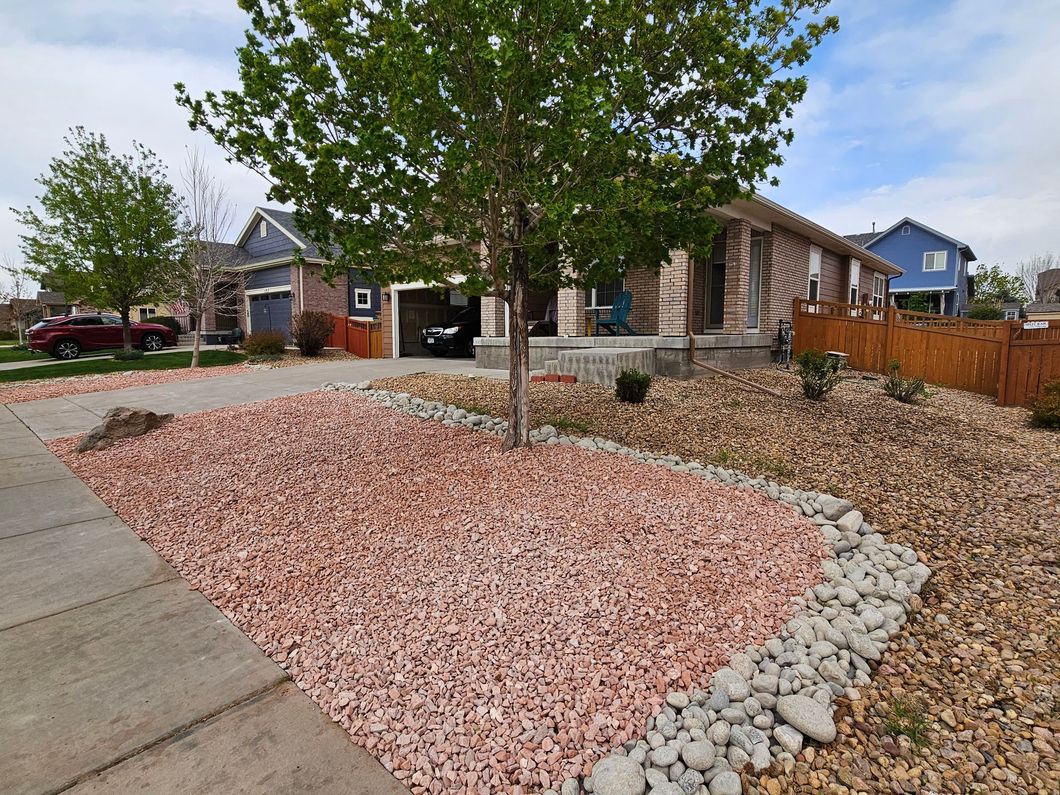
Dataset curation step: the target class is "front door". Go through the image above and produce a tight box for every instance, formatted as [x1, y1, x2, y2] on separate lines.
[706, 261, 726, 329]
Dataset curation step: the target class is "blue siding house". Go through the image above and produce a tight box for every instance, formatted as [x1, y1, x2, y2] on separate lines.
[845, 218, 977, 316]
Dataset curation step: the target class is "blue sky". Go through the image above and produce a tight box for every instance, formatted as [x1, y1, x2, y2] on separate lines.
[2, 0, 1058, 275]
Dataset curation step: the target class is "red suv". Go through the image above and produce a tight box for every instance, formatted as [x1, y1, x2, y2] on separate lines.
[27, 313, 178, 359]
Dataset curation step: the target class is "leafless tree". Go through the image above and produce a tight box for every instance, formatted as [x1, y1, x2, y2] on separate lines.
[1017, 252, 1058, 303]
[0, 255, 36, 344]
[177, 149, 245, 367]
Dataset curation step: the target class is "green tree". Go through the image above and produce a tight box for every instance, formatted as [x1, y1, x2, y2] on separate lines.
[904, 293, 930, 313]
[14, 128, 185, 351]
[973, 263, 1025, 304]
[178, 0, 836, 448]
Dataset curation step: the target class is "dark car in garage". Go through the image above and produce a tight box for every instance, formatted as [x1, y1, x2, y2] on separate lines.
[420, 304, 481, 357]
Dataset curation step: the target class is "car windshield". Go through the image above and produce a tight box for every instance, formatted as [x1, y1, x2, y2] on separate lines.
[449, 306, 478, 324]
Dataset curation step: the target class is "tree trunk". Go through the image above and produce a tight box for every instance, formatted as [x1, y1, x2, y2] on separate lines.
[191, 316, 202, 368]
[502, 246, 531, 451]
[120, 307, 132, 351]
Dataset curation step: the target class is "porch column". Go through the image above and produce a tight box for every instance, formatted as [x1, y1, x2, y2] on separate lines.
[557, 286, 585, 336]
[723, 218, 751, 333]
[658, 249, 690, 336]
[480, 296, 506, 337]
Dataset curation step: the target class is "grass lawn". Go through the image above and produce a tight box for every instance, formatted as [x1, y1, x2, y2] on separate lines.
[0, 350, 245, 383]
[0, 347, 50, 363]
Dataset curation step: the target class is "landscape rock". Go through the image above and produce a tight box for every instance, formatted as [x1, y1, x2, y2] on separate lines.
[776, 695, 837, 743]
[76, 406, 173, 453]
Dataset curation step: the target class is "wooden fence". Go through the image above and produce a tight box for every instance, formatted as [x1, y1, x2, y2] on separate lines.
[327, 315, 383, 359]
[792, 298, 1060, 406]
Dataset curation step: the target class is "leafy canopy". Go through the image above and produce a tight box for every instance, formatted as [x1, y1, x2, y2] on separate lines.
[973, 262, 1025, 304]
[14, 127, 184, 318]
[178, 0, 838, 296]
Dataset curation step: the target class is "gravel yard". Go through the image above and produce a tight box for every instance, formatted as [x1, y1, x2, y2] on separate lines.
[53, 391, 825, 794]
[374, 369, 1060, 794]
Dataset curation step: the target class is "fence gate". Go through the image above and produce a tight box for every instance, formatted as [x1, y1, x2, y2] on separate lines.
[327, 314, 382, 358]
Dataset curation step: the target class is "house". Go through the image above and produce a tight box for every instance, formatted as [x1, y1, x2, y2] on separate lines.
[36, 290, 79, 318]
[375, 194, 902, 378]
[845, 218, 976, 316]
[1026, 266, 1060, 321]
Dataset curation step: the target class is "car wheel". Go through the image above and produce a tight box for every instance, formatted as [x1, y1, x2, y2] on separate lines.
[465, 338, 475, 357]
[53, 339, 81, 360]
[141, 333, 164, 352]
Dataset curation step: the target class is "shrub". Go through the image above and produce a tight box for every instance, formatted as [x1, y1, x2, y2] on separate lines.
[795, 349, 843, 400]
[966, 303, 1004, 320]
[290, 310, 333, 357]
[0, 330, 18, 340]
[615, 368, 651, 403]
[882, 695, 931, 748]
[1028, 378, 1060, 429]
[150, 315, 185, 335]
[244, 330, 287, 356]
[113, 349, 145, 362]
[883, 359, 927, 404]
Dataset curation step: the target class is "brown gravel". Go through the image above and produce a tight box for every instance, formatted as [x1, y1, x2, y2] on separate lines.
[376, 368, 1060, 794]
[53, 391, 825, 794]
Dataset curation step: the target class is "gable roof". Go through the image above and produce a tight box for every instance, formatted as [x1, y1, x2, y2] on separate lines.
[848, 217, 977, 262]
[37, 290, 68, 305]
[234, 206, 339, 262]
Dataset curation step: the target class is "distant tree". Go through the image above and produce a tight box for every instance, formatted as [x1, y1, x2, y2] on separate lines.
[174, 148, 245, 368]
[966, 303, 1004, 320]
[973, 263, 1025, 304]
[0, 256, 35, 343]
[904, 292, 930, 313]
[1017, 253, 1058, 303]
[14, 127, 184, 351]
[177, 0, 838, 449]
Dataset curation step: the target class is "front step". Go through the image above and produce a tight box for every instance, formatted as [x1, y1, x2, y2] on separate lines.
[546, 347, 654, 387]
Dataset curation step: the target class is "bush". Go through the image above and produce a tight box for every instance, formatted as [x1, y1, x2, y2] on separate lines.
[150, 315, 185, 335]
[882, 359, 927, 404]
[0, 330, 18, 340]
[1028, 379, 1060, 429]
[113, 349, 145, 362]
[795, 349, 843, 400]
[615, 368, 652, 403]
[243, 331, 287, 356]
[966, 303, 1004, 320]
[290, 310, 334, 357]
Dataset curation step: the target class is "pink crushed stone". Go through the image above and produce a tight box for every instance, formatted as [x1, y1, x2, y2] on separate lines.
[52, 391, 825, 794]
[0, 364, 252, 404]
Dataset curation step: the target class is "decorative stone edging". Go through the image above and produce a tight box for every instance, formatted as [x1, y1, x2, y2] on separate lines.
[322, 382, 931, 795]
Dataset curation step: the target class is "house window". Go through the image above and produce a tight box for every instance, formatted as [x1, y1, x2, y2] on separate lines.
[138, 307, 157, 321]
[923, 251, 947, 271]
[259, 220, 268, 237]
[872, 274, 885, 307]
[807, 245, 822, 301]
[747, 234, 763, 328]
[1004, 308, 1019, 320]
[354, 288, 372, 310]
[585, 278, 624, 309]
[848, 259, 861, 305]
[901, 225, 911, 235]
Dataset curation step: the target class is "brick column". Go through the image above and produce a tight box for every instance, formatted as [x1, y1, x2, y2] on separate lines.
[723, 219, 751, 333]
[480, 296, 506, 337]
[658, 249, 690, 336]
[556, 286, 585, 336]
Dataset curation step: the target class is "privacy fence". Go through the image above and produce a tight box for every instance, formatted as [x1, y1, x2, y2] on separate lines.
[327, 315, 384, 359]
[792, 298, 1060, 407]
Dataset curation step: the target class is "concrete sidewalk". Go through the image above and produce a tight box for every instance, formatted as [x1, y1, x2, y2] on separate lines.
[0, 404, 411, 794]
[9, 356, 502, 439]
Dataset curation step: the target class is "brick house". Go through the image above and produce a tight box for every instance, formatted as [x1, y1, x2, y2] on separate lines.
[387, 194, 901, 378]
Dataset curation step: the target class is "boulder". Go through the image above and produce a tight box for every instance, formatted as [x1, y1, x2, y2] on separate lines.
[818, 495, 854, 521]
[776, 695, 837, 743]
[76, 406, 173, 453]
[591, 755, 646, 795]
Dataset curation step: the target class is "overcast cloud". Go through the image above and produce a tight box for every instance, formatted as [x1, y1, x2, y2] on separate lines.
[2, 0, 1057, 277]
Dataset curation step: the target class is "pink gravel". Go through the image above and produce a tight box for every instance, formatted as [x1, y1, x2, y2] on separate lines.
[0, 364, 251, 404]
[52, 391, 825, 794]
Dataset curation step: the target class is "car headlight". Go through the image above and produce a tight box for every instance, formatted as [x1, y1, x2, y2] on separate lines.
[443, 326, 461, 335]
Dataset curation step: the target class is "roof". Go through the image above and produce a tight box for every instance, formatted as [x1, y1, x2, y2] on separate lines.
[1026, 302, 1060, 314]
[234, 206, 340, 262]
[36, 290, 68, 305]
[847, 217, 977, 262]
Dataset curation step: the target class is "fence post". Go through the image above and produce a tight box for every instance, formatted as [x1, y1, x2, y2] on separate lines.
[792, 296, 801, 352]
[996, 320, 1014, 405]
[884, 305, 896, 365]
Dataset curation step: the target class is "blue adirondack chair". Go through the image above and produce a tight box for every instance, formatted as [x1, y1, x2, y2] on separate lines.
[595, 290, 636, 336]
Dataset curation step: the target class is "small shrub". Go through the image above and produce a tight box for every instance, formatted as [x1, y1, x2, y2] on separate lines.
[290, 310, 333, 357]
[1028, 379, 1060, 429]
[243, 331, 287, 356]
[795, 349, 842, 400]
[542, 415, 591, 434]
[150, 315, 184, 335]
[113, 349, 145, 362]
[0, 330, 18, 340]
[882, 695, 931, 748]
[711, 448, 735, 466]
[883, 359, 927, 404]
[966, 303, 1004, 320]
[615, 368, 651, 403]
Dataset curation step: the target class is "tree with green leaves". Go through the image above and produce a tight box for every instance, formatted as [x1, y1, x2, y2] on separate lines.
[178, 0, 836, 448]
[973, 262, 1025, 304]
[14, 127, 185, 351]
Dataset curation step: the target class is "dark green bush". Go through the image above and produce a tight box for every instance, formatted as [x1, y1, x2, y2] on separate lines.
[882, 359, 927, 404]
[0, 330, 18, 340]
[243, 331, 287, 356]
[149, 315, 184, 335]
[966, 303, 1004, 320]
[615, 368, 652, 403]
[290, 310, 333, 357]
[795, 349, 843, 400]
[113, 349, 145, 362]
[1028, 379, 1060, 429]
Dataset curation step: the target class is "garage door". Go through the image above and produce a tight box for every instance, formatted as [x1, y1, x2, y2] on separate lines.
[249, 291, 292, 340]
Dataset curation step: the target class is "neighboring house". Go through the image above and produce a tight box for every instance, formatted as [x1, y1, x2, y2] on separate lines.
[37, 290, 79, 318]
[383, 194, 902, 377]
[845, 218, 976, 316]
[1026, 267, 1060, 321]
[1000, 302, 1022, 321]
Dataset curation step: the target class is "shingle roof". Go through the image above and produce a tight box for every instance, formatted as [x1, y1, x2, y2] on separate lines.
[257, 207, 340, 260]
[844, 232, 877, 247]
[36, 290, 67, 305]
[1026, 302, 1060, 313]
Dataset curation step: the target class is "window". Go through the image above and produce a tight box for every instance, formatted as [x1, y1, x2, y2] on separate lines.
[923, 251, 947, 271]
[354, 288, 372, 309]
[872, 274, 886, 307]
[901, 225, 911, 235]
[138, 307, 156, 321]
[585, 278, 624, 309]
[70, 316, 102, 326]
[102, 315, 123, 325]
[848, 259, 861, 305]
[1004, 308, 1019, 320]
[259, 219, 267, 237]
[746, 234, 763, 328]
[807, 245, 822, 301]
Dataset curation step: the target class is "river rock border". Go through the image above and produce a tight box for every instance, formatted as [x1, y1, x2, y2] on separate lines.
[322, 382, 931, 795]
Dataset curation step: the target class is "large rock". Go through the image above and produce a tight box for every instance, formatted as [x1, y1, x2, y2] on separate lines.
[680, 740, 716, 771]
[776, 695, 837, 742]
[591, 755, 646, 795]
[818, 495, 854, 521]
[708, 771, 743, 795]
[712, 668, 750, 701]
[76, 406, 173, 453]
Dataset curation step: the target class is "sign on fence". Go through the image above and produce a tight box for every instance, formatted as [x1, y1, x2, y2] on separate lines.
[1023, 321, 1049, 330]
